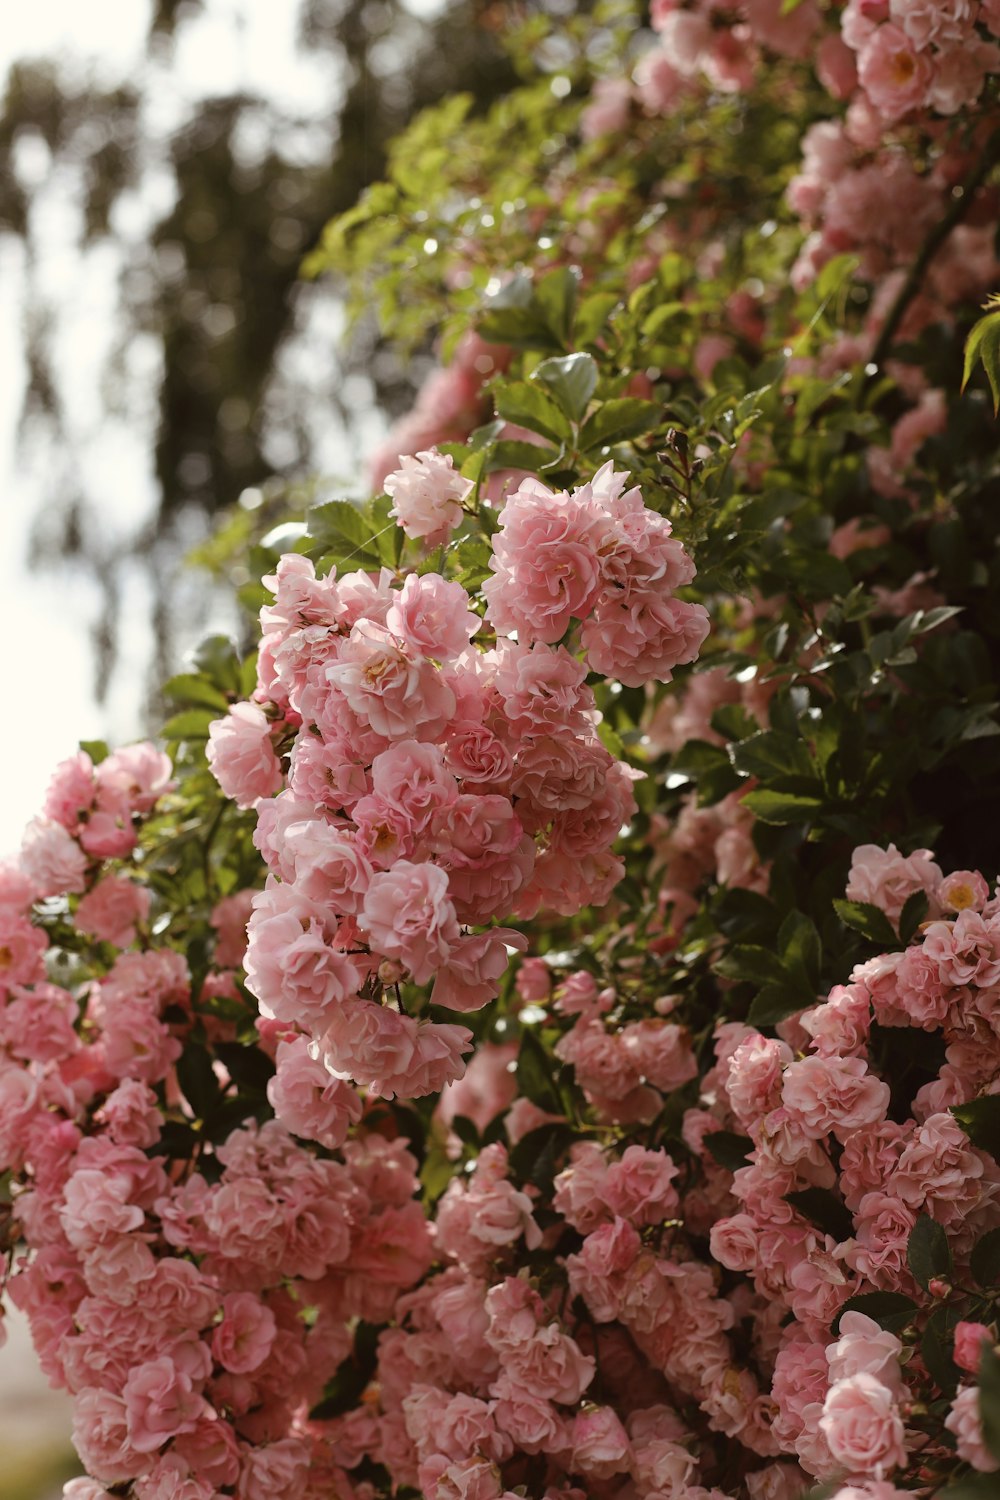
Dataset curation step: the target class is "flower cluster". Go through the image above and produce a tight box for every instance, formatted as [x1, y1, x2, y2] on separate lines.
[0, 747, 436, 1500]
[207, 458, 705, 1113]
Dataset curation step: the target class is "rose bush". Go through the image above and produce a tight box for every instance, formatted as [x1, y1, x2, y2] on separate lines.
[5, 1, 1000, 1497]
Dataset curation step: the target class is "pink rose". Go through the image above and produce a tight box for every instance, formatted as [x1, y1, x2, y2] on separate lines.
[386, 573, 480, 660]
[75, 876, 151, 948]
[361, 861, 459, 983]
[945, 1385, 1000, 1471]
[570, 1405, 632, 1479]
[782, 1054, 889, 1139]
[953, 1322, 994, 1375]
[207, 703, 283, 809]
[20, 817, 87, 896]
[845, 842, 942, 929]
[122, 1355, 210, 1453]
[819, 1373, 907, 1478]
[385, 448, 473, 546]
[267, 1036, 363, 1146]
[326, 620, 456, 739]
[212, 1291, 277, 1374]
[483, 478, 608, 642]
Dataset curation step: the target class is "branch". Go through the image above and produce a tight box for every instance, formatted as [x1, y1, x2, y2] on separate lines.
[868, 130, 1000, 374]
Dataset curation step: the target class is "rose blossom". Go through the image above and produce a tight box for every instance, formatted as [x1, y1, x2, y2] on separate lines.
[385, 448, 473, 545]
[819, 1373, 907, 1477]
[207, 702, 283, 809]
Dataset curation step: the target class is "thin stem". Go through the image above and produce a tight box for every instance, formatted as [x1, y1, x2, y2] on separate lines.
[868, 130, 1000, 374]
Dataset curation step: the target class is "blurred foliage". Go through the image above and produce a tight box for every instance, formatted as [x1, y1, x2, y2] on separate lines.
[0, 0, 520, 706]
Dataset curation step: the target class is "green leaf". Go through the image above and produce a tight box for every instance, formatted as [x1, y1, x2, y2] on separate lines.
[833, 1291, 918, 1335]
[494, 380, 572, 445]
[907, 1213, 953, 1292]
[962, 295, 1000, 414]
[952, 1095, 1000, 1164]
[484, 438, 562, 472]
[747, 981, 814, 1027]
[730, 731, 813, 781]
[785, 1187, 854, 1243]
[832, 899, 898, 947]
[516, 1029, 563, 1115]
[704, 1130, 753, 1171]
[508, 1123, 575, 1192]
[971, 1227, 1000, 1288]
[579, 398, 662, 451]
[898, 889, 929, 945]
[79, 738, 110, 765]
[534, 266, 579, 348]
[308, 499, 383, 569]
[923, 1302, 961, 1397]
[161, 709, 218, 741]
[162, 674, 230, 712]
[532, 353, 597, 423]
[309, 1321, 381, 1420]
[214, 1041, 275, 1095]
[176, 1044, 225, 1122]
[981, 1341, 1000, 1463]
[713, 944, 788, 986]
[191, 635, 243, 695]
[742, 788, 824, 825]
[778, 910, 822, 988]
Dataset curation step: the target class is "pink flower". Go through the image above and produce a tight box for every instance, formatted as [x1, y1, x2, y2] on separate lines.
[75, 876, 151, 948]
[845, 843, 942, 930]
[857, 24, 932, 119]
[20, 817, 88, 896]
[944, 1385, 1000, 1472]
[938, 869, 990, 914]
[326, 620, 457, 739]
[922, 910, 1000, 988]
[122, 1355, 210, 1453]
[385, 449, 473, 546]
[580, 590, 710, 688]
[570, 1405, 632, 1479]
[212, 1291, 278, 1373]
[432, 930, 526, 1013]
[819, 1373, 907, 1478]
[361, 861, 460, 983]
[953, 1322, 993, 1375]
[483, 478, 608, 642]
[827, 1313, 903, 1392]
[386, 573, 480, 660]
[71, 1387, 144, 1484]
[267, 1036, 364, 1147]
[782, 1054, 890, 1139]
[207, 703, 283, 809]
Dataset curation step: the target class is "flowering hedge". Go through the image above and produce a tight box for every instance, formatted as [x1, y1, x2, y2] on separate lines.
[5, 2, 1000, 1498]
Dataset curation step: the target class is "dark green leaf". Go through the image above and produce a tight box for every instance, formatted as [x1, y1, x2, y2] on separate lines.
[778, 910, 822, 988]
[937, 1476, 1000, 1499]
[907, 1213, 953, 1292]
[450, 1115, 480, 1147]
[747, 981, 813, 1027]
[832, 899, 898, 947]
[308, 499, 383, 568]
[309, 1322, 382, 1420]
[971, 1227, 1000, 1288]
[508, 1123, 575, 1192]
[785, 1188, 854, 1243]
[214, 1041, 276, 1095]
[704, 1131, 753, 1171]
[730, 731, 813, 782]
[516, 1029, 563, 1115]
[923, 1303, 961, 1397]
[898, 889, 929, 945]
[534, 266, 578, 348]
[579, 398, 662, 451]
[484, 438, 562, 472]
[833, 1291, 918, 1335]
[713, 944, 787, 986]
[742, 788, 824, 825]
[176, 1044, 225, 1122]
[952, 1095, 1000, 1164]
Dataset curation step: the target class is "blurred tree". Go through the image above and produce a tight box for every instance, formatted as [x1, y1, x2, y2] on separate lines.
[0, 0, 517, 705]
